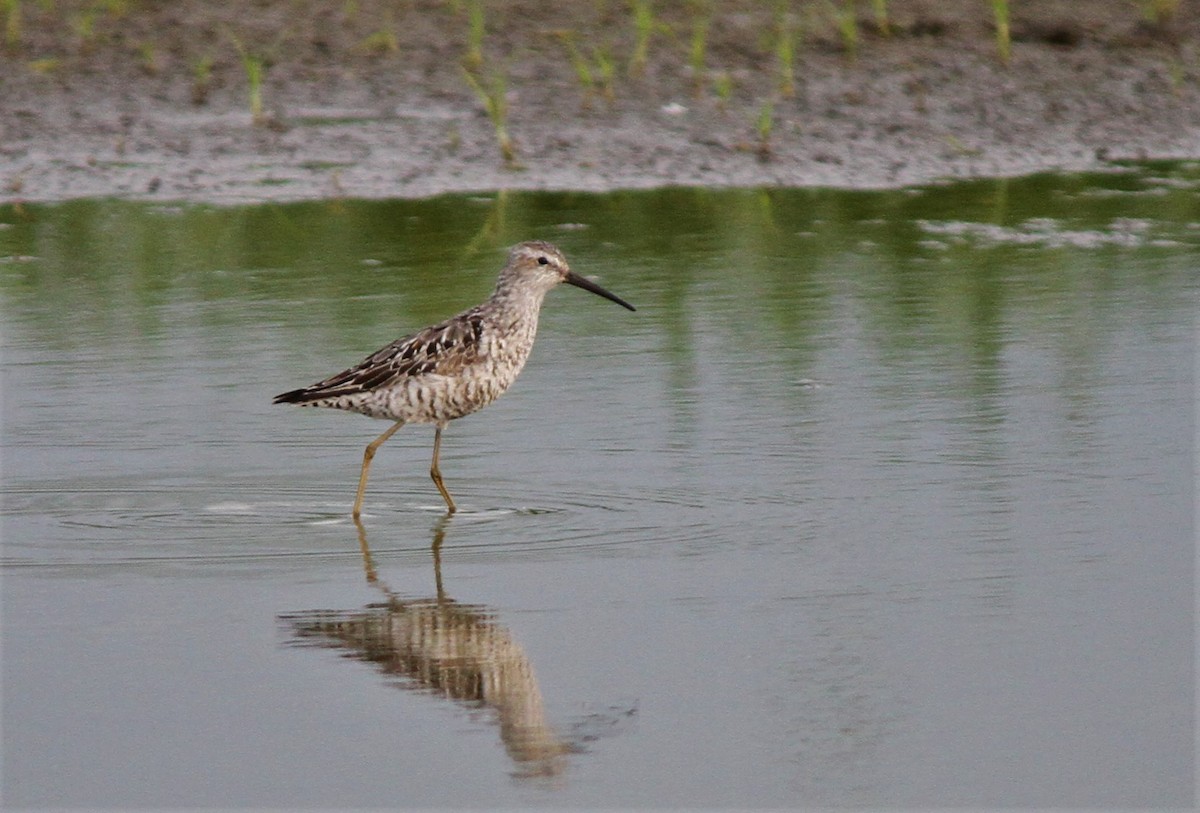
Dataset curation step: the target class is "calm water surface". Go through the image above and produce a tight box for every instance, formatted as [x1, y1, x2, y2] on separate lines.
[2, 166, 1196, 808]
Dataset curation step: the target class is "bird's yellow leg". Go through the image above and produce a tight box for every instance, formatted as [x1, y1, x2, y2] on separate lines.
[429, 425, 457, 514]
[352, 421, 404, 519]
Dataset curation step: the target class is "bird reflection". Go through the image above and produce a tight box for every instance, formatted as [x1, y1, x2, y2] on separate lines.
[282, 518, 572, 781]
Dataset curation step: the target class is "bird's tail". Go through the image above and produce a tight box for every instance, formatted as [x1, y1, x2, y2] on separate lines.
[273, 387, 320, 404]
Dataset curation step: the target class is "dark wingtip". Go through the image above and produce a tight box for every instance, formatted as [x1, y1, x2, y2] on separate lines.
[273, 388, 308, 404]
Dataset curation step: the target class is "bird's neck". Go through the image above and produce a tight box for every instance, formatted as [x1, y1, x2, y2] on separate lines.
[489, 276, 550, 320]
[484, 280, 544, 367]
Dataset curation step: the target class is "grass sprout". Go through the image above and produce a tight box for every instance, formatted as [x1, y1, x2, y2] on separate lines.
[190, 54, 213, 105]
[357, 24, 399, 54]
[713, 70, 733, 111]
[555, 31, 616, 109]
[828, 0, 858, 62]
[28, 55, 60, 74]
[1165, 55, 1184, 97]
[225, 25, 290, 126]
[774, 2, 798, 97]
[137, 40, 160, 75]
[229, 33, 268, 125]
[462, 66, 519, 167]
[871, 0, 890, 36]
[464, 0, 484, 69]
[943, 134, 983, 157]
[1134, 0, 1179, 25]
[991, 0, 1010, 66]
[97, 0, 129, 17]
[70, 7, 98, 49]
[594, 46, 616, 104]
[68, 0, 130, 50]
[755, 99, 774, 161]
[556, 31, 596, 107]
[688, 0, 711, 96]
[3, 0, 20, 51]
[243, 53, 265, 123]
[628, 0, 658, 78]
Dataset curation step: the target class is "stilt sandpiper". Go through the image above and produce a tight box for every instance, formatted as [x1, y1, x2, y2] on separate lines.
[274, 240, 635, 517]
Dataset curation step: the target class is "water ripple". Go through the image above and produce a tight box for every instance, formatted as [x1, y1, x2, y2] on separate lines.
[1, 473, 717, 572]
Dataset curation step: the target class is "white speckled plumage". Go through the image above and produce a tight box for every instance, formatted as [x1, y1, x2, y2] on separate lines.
[274, 240, 635, 516]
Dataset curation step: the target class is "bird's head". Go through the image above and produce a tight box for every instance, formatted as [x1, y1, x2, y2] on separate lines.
[504, 241, 636, 311]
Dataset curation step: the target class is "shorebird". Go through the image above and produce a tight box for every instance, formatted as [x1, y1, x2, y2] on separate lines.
[274, 240, 635, 517]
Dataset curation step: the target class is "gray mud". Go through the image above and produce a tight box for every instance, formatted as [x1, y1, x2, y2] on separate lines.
[1, 1, 1196, 204]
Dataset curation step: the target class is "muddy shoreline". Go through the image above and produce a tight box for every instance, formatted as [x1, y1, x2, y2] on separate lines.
[2, 1, 1196, 205]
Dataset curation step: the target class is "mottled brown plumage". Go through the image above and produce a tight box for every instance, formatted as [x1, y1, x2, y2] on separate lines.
[274, 240, 635, 516]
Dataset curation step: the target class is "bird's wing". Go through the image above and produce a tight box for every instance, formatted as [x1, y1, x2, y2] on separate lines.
[274, 311, 486, 404]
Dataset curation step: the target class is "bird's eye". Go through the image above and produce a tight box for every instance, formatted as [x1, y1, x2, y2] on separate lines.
[537, 256, 549, 265]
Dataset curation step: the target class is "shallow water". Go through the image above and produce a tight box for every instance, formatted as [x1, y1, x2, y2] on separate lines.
[2, 165, 1196, 808]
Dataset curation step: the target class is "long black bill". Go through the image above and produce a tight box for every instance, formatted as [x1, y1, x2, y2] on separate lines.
[565, 271, 636, 311]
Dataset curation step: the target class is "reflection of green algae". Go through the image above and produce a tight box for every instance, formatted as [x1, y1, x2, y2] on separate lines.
[0, 161, 1194, 367]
